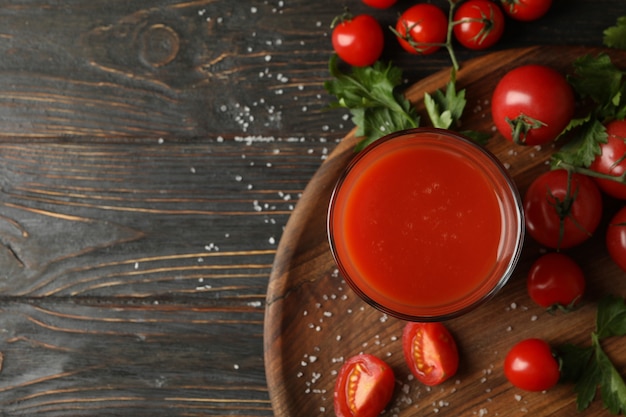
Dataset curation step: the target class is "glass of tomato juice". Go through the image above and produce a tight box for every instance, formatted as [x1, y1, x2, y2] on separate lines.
[327, 128, 524, 321]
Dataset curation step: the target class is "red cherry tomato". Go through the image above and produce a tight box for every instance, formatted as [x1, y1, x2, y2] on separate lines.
[402, 322, 459, 386]
[334, 353, 395, 417]
[501, 0, 552, 21]
[527, 252, 585, 310]
[361, 0, 396, 9]
[491, 65, 575, 146]
[395, 4, 448, 55]
[523, 169, 603, 249]
[331, 14, 384, 67]
[504, 338, 560, 392]
[589, 119, 626, 199]
[453, 0, 505, 50]
[607, 206, 626, 273]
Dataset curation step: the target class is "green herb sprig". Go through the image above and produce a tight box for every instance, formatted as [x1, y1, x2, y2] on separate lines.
[424, 70, 490, 145]
[604, 16, 626, 51]
[550, 23, 626, 179]
[324, 55, 420, 151]
[559, 296, 626, 414]
[324, 58, 486, 150]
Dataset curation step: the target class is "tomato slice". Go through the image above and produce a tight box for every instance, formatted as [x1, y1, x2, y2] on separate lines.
[333, 354, 395, 417]
[402, 322, 459, 386]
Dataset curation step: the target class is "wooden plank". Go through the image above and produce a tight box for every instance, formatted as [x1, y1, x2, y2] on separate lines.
[0, 138, 330, 415]
[0, 300, 272, 416]
[0, 139, 330, 298]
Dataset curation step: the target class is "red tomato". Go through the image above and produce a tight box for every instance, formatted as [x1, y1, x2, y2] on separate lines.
[527, 252, 585, 310]
[607, 206, 626, 273]
[453, 0, 505, 50]
[504, 338, 560, 391]
[402, 322, 459, 386]
[491, 65, 575, 145]
[523, 169, 603, 249]
[395, 4, 448, 55]
[362, 0, 396, 9]
[334, 354, 395, 417]
[331, 14, 384, 67]
[501, 0, 552, 21]
[589, 119, 626, 199]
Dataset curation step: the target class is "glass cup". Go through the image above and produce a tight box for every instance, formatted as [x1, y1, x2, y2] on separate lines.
[327, 128, 524, 321]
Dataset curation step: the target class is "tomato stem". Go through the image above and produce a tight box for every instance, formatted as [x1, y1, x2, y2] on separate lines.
[390, 0, 461, 71]
[552, 160, 626, 184]
[445, 0, 460, 71]
[330, 7, 353, 29]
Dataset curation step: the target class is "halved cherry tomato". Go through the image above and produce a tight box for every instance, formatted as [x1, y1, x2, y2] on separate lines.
[394, 4, 448, 55]
[504, 338, 560, 392]
[607, 206, 626, 273]
[527, 252, 585, 310]
[453, 0, 505, 50]
[402, 322, 459, 386]
[334, 353, 395, 417]
[523, 169, 603, 249]
[491, 64, 575, 146]
[501, 0, 552, 21]
[589, 119, 626, 200]
[331, 14, 384, 67]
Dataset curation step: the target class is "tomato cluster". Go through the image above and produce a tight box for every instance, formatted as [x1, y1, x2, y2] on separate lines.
[490, 64, 626, 269]
[330, 1, 626, 411]
[331, 0, 553, 68]
[490, 59, 626, 393]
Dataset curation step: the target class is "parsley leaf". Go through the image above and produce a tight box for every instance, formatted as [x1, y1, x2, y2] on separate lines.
[559, 296, 626, 414]
[551, 116, 607, 168]
[567, 53, 626, 120]
[604, 16, 626, 51]
[596, 295, 626, 339]
[594, 336, 626, 415]
[424, 70, 467, 130]
[324, 55, 419, 151]
[551, 53, 626, 170]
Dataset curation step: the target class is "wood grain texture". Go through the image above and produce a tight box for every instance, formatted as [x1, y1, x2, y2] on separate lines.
[265, 46, 626, 417]
[0, 0, 621, 141]
[0, 0, 623, 415]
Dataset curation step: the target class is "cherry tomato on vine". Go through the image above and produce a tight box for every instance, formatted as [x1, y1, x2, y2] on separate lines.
[362, 0, 396, 9]
[504, 338, 560, 392]
[523, 169, 603, 249]
[527, 252, 585, 310]
[402, 322, 459, 386]
[501, 0, 552, 21]
[589, 119, 626, 200]
[491, 65, 575, 146]
[453, 0, 505, 50]
[333, 353, 395, 417]
[607, 206, 626, 273]
[331, 14, 384, 67]
[394, 4, 448, 55]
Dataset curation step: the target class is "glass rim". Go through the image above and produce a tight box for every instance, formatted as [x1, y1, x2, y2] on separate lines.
[327, 127, 525, 321]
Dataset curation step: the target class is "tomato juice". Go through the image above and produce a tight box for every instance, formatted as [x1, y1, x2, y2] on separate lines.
[328, 129, 524, 320]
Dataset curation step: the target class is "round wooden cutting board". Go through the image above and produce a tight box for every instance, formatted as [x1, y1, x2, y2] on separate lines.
[264, 46, 626, 417]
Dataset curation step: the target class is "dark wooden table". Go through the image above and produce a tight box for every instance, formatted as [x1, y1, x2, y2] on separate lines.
[0, 1, 624, 416]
